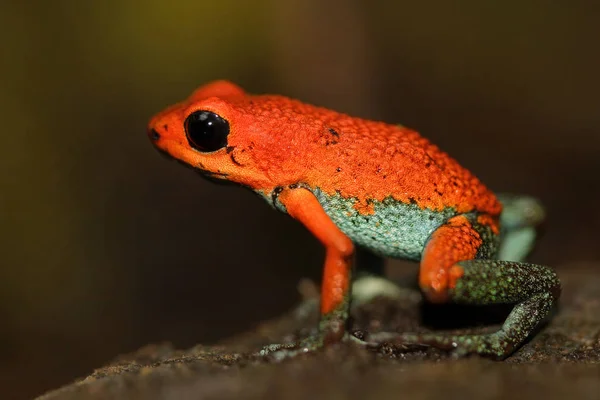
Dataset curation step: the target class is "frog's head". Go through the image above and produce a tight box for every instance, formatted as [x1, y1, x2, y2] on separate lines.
[148, 80, 276, 190]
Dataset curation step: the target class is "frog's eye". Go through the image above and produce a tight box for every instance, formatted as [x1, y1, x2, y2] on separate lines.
[184, 110, 230, 152]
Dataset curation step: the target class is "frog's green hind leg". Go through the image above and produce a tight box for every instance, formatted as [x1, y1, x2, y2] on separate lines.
[497, 194, 545, 262]
[352, 247, 418, 306]
[371, 260, 561, 358]
[369, 214, 560, 359]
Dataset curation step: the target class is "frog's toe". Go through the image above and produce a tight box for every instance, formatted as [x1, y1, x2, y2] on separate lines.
[255, 333, 327, 360]
[256, 333, 367, 361]
[256, 341, 313, 361]
[363, 331, 515, 359]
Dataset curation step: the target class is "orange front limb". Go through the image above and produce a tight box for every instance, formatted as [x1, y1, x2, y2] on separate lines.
[420, 215, 482, 303]
[278, 188, 354, 316]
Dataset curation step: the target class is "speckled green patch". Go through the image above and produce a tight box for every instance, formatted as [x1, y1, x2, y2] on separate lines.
[387, 260, 561, 359]
[451, 260, 560, 305]
[311, 189, 457, 260]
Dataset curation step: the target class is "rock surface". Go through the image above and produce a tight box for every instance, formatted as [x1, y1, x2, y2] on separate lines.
[38, 266, 600, 400]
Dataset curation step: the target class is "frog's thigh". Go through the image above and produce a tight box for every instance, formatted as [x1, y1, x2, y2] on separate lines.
[419, 215, 484, 303]
[497, 194, 545, 262]
[412, 214, 560, 358]
[428, 259, 560, 358]
[375, 259, 560, 358]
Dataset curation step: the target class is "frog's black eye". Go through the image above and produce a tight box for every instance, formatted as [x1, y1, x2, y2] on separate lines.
[184, 110, 230, 152]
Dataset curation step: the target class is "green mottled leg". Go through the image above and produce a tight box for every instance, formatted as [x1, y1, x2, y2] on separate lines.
[497, 194, 545, 262]
[368, 260, 560, 359]
[258, 300, 354, 360]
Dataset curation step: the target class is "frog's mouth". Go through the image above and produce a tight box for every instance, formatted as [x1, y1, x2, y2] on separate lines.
[152, 145, 234, 185]
[196, 170, 232, 186]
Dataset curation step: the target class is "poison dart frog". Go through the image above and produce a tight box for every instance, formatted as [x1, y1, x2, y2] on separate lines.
[148, 80, 560, 359]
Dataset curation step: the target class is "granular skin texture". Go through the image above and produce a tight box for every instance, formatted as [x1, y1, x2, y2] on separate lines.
[420, 215, 483, 302]
[310, 191, 456, 260]
[147, 80, 559, 361]
[150, 80, 502, 216]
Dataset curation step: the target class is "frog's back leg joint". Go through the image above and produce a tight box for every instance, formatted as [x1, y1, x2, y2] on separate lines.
[403, 260, 560, 358]
[389, 213, 561, 358]
[418, 214, 489, 303]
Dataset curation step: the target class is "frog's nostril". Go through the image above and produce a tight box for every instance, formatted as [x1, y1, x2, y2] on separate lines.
[149, 128, 161, 141]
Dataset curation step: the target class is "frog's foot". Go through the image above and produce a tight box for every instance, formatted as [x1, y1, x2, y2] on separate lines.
[365, 290, 556, 359]
[256, 335, 322, 361]
[257, 295, 364, 361]
[364, 307, 541, 359]
[256, 332, 366, 361]
[402, 259, 560, 359]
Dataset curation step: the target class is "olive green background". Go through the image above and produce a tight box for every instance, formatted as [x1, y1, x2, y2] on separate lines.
[1, 1, 599, 398]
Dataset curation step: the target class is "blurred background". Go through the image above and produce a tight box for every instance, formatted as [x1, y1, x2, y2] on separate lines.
[1, 1, 599, 398]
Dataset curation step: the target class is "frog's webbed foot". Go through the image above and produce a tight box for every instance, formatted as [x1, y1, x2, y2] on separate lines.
[256, 339, 316, 361]
[365, 331, 513, 359]
[375, 259, 560, 359]
[255, 333, 366, 361]
[365, 294, 555, 359]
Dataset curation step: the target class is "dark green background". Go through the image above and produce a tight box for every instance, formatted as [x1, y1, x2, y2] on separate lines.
[2, 1, 599, 398]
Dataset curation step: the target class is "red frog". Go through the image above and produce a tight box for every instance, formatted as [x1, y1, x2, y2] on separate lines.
[148, 80, 560, 359]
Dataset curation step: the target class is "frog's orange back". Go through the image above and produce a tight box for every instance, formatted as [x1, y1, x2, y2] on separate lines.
[152, 81, 502, 217]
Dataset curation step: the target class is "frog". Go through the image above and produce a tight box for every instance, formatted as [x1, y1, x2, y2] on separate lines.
[147, 80, 560, 359]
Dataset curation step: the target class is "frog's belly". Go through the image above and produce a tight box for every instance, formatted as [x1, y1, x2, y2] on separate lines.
[313, 189, 456, 260]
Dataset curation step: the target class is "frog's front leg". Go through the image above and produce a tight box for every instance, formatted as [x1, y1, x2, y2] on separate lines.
[368, 214, 561, 359]
[258, 187, 355, 358]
